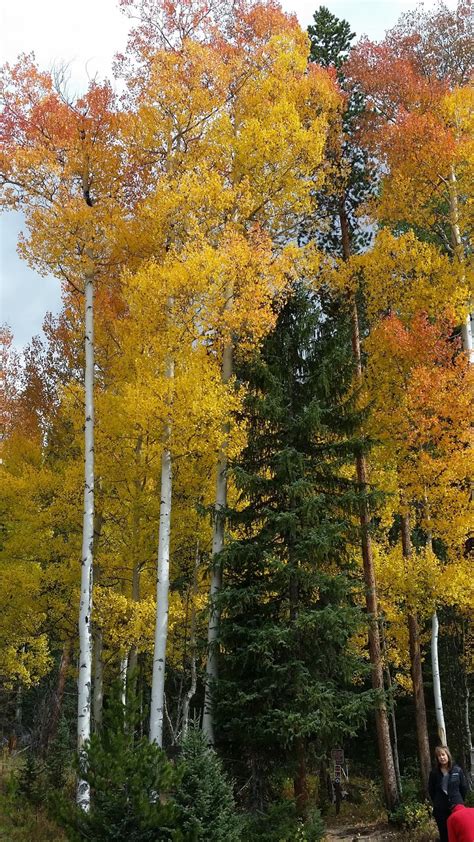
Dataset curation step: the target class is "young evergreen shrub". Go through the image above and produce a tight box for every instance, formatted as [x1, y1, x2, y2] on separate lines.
[56, 691, 184, 842]
[175, 727, 241, 841]
[18, 752, 50, 806]
[303, 806, 325, 841]
[242, 800, 324, 842]
[389, 797, 432, 832]
[46, 714, 73, 791]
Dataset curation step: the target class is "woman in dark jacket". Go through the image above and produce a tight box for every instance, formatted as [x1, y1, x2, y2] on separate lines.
[429, 746, 468, 842]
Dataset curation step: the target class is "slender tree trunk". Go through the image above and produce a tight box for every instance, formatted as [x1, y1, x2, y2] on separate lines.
[464, 683, 474, 783]
[182, 545, 200, 740]
[318, 758, 331, 812]
[401, 512, 431, 793]
[431, 611, 447, 746]
[128, 436, 144, 694]
[15, 678, 22, 729]
[120, 655, 128, 708]
[387, 668, 403, 799]
[381, 623, 403, 798]
[91, 509, 104, 732]
[449, 168, 474, 779]
[127, 560, 140, 690]
[448, 164, 473, 365]
[77, 270, 95, 811]
[150, 353, 174, 747]
[294, 737, 309, 817]
[93, 630, 103, 731]
[424, 500, 447, 747]
[43, 642, 72, 754]
[202, 335, 233, 743]
[340, 204, 398, 809]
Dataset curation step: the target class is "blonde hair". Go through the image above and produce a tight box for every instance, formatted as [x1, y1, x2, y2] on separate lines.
[434, 745, 453, 770]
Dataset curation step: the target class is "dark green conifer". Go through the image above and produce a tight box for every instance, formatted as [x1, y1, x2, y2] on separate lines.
[308, 6, 355, 68]
[57, 688, 183, 841]
[176, 727, 241, 841]
[215, 287, 372, 808]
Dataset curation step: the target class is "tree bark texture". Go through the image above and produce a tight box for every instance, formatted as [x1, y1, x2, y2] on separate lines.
[449, 164, 473, 365]
[294, 737, 310, 817]
[150, 435, 173, 746]
[77, 271, 95, 811]
[43, 642, 71, 754]
[93, 630, 103, 731]
[431, 612, 447, 746]
[150, 351, 174, 747]
[202, 335, 233, 743]
[339, 203, 398, 809]
[401, 513, 431, 794]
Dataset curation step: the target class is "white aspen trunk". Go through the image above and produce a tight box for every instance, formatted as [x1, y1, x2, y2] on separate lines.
[149, 356, 174, 747]
[450, 167, 473, 769]
[182, 544, 200, 740]
[425, 504, 447, 748]
[93, 630, 103, 731]
[128, 437, 143, 688]
[449, 164, 474, 364]
[465, 685, 474, 781]
[127, 561, 140, 686]
[431, 611, 447, 745]
[77, 271, 95, 811]
[120, 655, 128, 708]
[202, 337, 233, 744]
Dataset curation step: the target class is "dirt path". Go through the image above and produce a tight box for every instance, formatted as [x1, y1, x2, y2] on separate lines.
[324, 823, 404, 841]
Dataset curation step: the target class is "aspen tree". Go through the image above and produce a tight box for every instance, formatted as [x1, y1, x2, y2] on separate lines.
[0, 60, 126, 808]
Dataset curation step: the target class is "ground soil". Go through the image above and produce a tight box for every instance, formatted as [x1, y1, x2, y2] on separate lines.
[324, 821, 435, 841]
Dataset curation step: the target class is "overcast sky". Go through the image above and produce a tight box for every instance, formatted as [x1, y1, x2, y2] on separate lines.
[1, 0, 455, 348]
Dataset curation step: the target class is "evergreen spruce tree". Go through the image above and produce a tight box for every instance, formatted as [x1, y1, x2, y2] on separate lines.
[307, 9, 400, 810]
[307, 7, 373, 257]
[175, 727, 241, 841]
[57, 688, 184, 842]
[308, 6, 355, 69]
[215, 287, 372, 813]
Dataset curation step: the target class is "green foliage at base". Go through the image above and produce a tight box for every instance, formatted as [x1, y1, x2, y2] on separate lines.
[389, 798, 432, 832]
[242, 800, 324, 842]
[175, 728, 241, 841]
[55, 692, 183, 842]
[0, 773, 65, 842]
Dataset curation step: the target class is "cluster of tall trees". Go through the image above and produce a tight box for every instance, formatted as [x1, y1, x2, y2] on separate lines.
[0, 0, 472, 827]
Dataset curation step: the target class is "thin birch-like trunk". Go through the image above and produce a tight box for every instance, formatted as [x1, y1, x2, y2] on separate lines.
[127, 561, 140, 689]
[464, 684, 474, 782]
[128, 436, 144, 693]
[202, 331, 233, 743]
[120, 655, 128, 708]
[401, 512, 431, 793]
[340, 204, 398, 809]
[15, 678, 22, 728]
[449, 166, 473, 774]
[43, 642, 71, 754]
[426, 497, 447, 747]
[150, 355, 174, 747]
[93, 630, 103, 731]
[77, 270, 95, 810]
[381, 622, 403, 798]
[448, 164, 474, 365]
[431, 611, 447, 745]
[386, 666, 403, 798]
[90, 508, 104, 732]
[182, 544, 200, 740]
